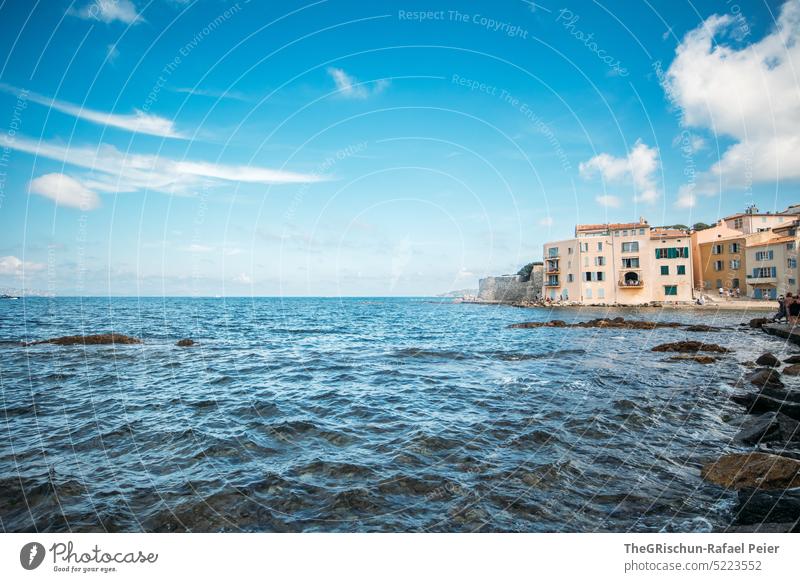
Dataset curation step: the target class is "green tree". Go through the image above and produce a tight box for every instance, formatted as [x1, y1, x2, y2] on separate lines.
[517, 262, 535, 281]
[692, 222, 711, 231]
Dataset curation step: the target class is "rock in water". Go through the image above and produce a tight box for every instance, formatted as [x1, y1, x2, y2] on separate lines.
[651, 341, 729, 353]
[749, 318, 769, 328]
[732, 488, 800, 529]
[666, 355, 716, 364]
[25, 333, 142, 346]
[701, 452, 800, 490]
[755, 353, 780, 367]
[783, 364, 800, 376]
[735, 412, 800, 444]
[731, 392, 800, 421]
[747, 368, 784, 388]
[176, 339, 195, 347]
[784, 355, 800, 364]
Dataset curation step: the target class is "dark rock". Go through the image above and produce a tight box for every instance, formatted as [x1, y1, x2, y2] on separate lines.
[735, 412, 800, 444]
[666, 355, 716, 364]
[731, 488, 800, 529]
[725, 522, 799, 533]
[784, 364, 800, 375]
[176, 339, 195, 347]
[749, 318, 769, 328]
[747, 367, 784, 388]
[785, 355, 800, 364]
[25, 333, 142, 346]
[755, 385, 800, 404]
[701, 452, 800, 490]
[756, 353, 780, 367]
[685, 324, 720, 332]
[651, 341, 729, 353]
[731, 393, 800, 421]
[741, 361, 757, 368]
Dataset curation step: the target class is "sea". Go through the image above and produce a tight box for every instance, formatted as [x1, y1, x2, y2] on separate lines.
[0, 297, 789, 532]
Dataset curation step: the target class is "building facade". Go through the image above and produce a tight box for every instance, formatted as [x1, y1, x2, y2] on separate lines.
[542, 219, 694, 305]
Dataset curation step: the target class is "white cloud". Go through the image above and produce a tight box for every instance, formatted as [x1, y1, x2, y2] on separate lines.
[664, 0, 800, 192]
[0, 256, 45, 276]
[538, 216, 554, 226]
[232, 272, 252, 284]
[29, 173, 101, 209]
[595, 194, 621, 208]
[73, 0, 142, 25]
[327, 67, 388, 99]
[674, 185, 697, 208]
[7, 135, 326, 202]
[0, 83, 179, 138]
[106, 43, 120, 63]
[580, 141, 660, 204]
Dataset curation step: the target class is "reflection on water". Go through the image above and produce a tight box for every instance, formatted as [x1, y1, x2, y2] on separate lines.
[0, 297, 786, 532]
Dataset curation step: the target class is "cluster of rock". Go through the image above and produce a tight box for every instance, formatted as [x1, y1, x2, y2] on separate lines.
[700, 349, 800, 532]
[508, 317, 722, 332]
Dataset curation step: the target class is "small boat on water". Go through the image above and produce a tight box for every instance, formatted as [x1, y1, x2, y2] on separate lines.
[1, 294, 19, 300]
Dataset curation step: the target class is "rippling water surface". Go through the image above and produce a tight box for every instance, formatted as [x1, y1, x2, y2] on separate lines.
[0, 297, 791, 532]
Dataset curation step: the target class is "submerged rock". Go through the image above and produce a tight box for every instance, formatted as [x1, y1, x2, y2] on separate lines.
[731, 489, 800, 529]
[783, 364, 800, 376]
[176, 339, 195, 347]
[651, 341, 729, 354]
[735, 412, 800, 445]
[666, 355, 717, 364]
[749, 318, 769, 328]
[731, 392, 800, 421]
[684, 324, 720, 332]
[756, 353, 781, 367]
[701, 452, 800, 490]
[25, 333, 142, 346]
[747, 368, 784, 389]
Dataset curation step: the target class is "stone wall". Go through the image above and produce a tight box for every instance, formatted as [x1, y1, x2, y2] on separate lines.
[478, 264, 543, 303]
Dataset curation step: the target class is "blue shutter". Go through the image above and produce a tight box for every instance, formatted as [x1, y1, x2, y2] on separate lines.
[772, 267, 777, 277]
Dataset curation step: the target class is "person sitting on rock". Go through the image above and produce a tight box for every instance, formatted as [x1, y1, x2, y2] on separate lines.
[774, 295, 787, 323]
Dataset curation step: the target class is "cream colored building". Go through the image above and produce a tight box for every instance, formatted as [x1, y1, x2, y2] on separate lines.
[543, 219, 694, 305]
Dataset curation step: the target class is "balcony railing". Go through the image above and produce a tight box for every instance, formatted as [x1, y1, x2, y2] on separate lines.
[618, 279, 644, 288]
[546, 251, 560, 259]
[545, 269, 560, 275]
[544, 280, 560, 287]
[746, 276, 777, 284]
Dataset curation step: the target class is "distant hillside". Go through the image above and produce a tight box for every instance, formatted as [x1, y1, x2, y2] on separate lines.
[436, 288, 478, 298]
[0, 287, 55, 298]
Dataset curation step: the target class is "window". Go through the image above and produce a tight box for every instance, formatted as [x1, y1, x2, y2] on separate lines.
[613, 230, 620, 237]
[734, 217, 743, 229]
[789, 258, 797, 269]
[664, 285, 678, 296]
[595, 256, 605, 266]
[788, 241, 796, 251]
[596, 271, 605, 282]
[790, 278, 797, 286]
[712, 244, 722, 255]
[732, 278, 740, 289]
[729, 243, 741, 253]
[713, 260, 723, 271]
[598, 288, 605, 299]
[677, 265, 686, 275]
[567, 274, 574, 283]
[583, 272, 591, 282]
[585, 287, 592, 299]
[597, 242, 603, 251]
[580, 242, 588, 252]
[568, 247, 573, 254]
[729, 260, 740, 270]
[547, 247, 558, 258]
[751, 267, 777, 278]
[716, 279, 722, 289]
[755, 250, 774, 261]
[639, 228, 645, 235]
[655, 247, 689, 259]
[547, 275, 559, 286]
[621, 241, 639, 253]
[622, 230, 628, 237]
[660, 266, 669, 275]
[561, 289, 569, 301]
[621, 257, 640, 269]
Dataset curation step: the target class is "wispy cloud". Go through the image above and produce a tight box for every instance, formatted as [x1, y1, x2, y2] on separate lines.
[29, 173, 101, 209]
[0, 255, 45, 276]
[0, 83, 180, 138]
[580, 140, 660, 204]
[71, 0, 143, 25]
[327, 67, 388, 99]
[10, 135, 326, 198]
[595, 194, 621, 208]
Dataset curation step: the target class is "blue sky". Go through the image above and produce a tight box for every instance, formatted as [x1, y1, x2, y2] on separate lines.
[0, 0, 797, 295]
